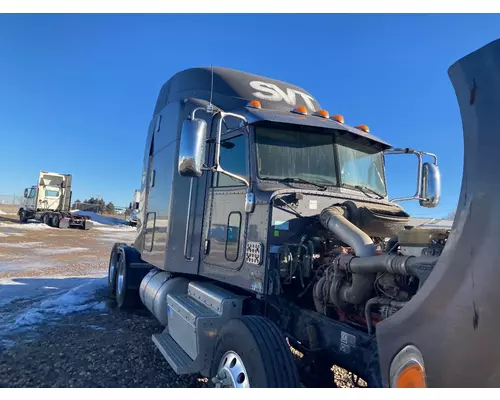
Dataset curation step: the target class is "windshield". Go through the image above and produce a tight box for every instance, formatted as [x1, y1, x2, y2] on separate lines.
[255, 126, 337, 185]
[255, 126, 387, 196]
[337, 140, 387, 196]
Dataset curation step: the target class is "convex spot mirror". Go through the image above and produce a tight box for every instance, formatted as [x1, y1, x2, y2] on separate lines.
[420, 162, 441, 208]
[178, 118, 207, 178]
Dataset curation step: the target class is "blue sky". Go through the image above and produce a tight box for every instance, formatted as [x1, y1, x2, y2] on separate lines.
[0, 14, 499, 216]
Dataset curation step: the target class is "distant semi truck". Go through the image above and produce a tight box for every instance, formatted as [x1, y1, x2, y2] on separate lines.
[127, 189, 141, 227]
[18, 171, 93, 230]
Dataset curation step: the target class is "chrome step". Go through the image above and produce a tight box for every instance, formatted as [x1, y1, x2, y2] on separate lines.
[153, 281, 246, 377]
[152, 332, 197, 375]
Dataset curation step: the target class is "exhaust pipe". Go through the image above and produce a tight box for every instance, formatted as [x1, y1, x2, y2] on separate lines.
[320, 205, 377, 306]
[318, 203, 439, 310]
[338, 253, 438, 284]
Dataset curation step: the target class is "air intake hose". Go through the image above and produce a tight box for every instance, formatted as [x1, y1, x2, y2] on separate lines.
[320, 204, 377, 306]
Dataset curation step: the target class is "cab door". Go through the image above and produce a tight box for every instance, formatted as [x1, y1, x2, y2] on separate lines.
[24, 187, 37, 211]
[202, 131, 249, 270]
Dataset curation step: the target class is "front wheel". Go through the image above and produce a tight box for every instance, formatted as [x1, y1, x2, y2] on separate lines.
[19, 210, 28, 223]
[115, 247, 139, 309]
[210, 316, 300, 388]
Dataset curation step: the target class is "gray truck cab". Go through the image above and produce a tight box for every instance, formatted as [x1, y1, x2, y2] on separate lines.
[110, 66, 445, 388]
[134, 67, 439, 292]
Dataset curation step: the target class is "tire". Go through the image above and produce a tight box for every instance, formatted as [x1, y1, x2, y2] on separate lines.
[52, 214, 60, 228]
[42, 213, 52, 226]
[115, 247, 139, 309]
[19, 209, 28, 223]
[210, 316, 300, 388]
[107, 243, 121, 297]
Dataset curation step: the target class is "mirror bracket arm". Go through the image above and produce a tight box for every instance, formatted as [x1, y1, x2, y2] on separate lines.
[212, 165, 250, 187]
[190, 106, 217, 121]
[385, 147, 439, 204]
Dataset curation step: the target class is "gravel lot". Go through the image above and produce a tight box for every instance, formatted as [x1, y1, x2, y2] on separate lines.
[0, 204, 359, 388]
[0, 205, 206, 388]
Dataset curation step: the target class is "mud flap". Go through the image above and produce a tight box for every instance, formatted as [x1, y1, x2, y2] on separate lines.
[59, 218, 70, 229]
[84, 220, 93, 230]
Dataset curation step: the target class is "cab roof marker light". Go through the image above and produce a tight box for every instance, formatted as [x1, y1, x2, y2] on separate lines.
[292, 106, 308, 115]
[246, 100, 262, 109]
[355, 124, 370, 133]
[331, 115, 345, 123]
[314, 109, 330, 119]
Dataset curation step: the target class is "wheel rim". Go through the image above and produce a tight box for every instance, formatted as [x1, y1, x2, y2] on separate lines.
[117, 259, 125, 297]
[213, 351, 250, 388]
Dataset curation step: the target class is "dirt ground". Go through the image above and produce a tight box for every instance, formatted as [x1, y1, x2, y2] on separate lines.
[0, 204, 208, 388]
[0, 204, 359, 388]
[0, 205, 131, 280]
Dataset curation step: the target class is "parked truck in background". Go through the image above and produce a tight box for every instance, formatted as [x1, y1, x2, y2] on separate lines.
[107, 39, 500, 388]
[18, 171, 93, 230]
[127, 189, 141, 227]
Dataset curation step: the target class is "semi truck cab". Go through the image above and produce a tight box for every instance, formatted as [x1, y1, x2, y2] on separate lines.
[18, 171, 92, 230]
[108, 66, 446, 388]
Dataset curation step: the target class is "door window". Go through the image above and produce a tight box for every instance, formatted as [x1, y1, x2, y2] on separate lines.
[213, 134, 248, 187]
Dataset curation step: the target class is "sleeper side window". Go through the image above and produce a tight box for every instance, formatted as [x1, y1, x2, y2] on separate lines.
[45, 190, 59, 197]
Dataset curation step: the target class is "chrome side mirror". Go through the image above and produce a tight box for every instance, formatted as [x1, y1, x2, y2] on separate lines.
[420, 162, 441, 208]
[24, 188, 28, 198]
[385, 148, 440, 208]
[178, 118, 207, 178]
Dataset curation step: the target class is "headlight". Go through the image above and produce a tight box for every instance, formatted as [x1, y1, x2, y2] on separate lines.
[389, 345, 427, 388]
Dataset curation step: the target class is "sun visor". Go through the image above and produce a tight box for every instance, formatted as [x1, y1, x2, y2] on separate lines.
[244, 107, 392, 150]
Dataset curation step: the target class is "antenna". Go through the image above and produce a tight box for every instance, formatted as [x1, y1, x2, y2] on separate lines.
[206, 65, 214, 113]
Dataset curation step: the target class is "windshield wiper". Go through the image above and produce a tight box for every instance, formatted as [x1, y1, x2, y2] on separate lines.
[341, 183, 384, 199]
[279, 177, 328, 191]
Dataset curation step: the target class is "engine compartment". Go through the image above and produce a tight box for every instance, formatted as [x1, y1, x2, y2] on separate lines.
[269, 194, 446, 334]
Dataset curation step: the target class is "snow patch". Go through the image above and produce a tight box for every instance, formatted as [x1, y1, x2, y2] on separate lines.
[0, 276, 108, 333]
[36, 247, 89, 255]
[0, 242, 44, 248]
[84, 324, 107, 331]
[94, 226, 136, 232]
[71, 210, 130, 227]
[97, 230, 137, 244]
[0, 338, 16, 350]
[0, 210, 7, 215]
[0, 221, 55, 230]
[0, 260, 63, 273]
[0, 230, 24, 237]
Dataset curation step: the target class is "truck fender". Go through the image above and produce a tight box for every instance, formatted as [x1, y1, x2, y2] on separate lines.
[116, 243, 153, 291]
